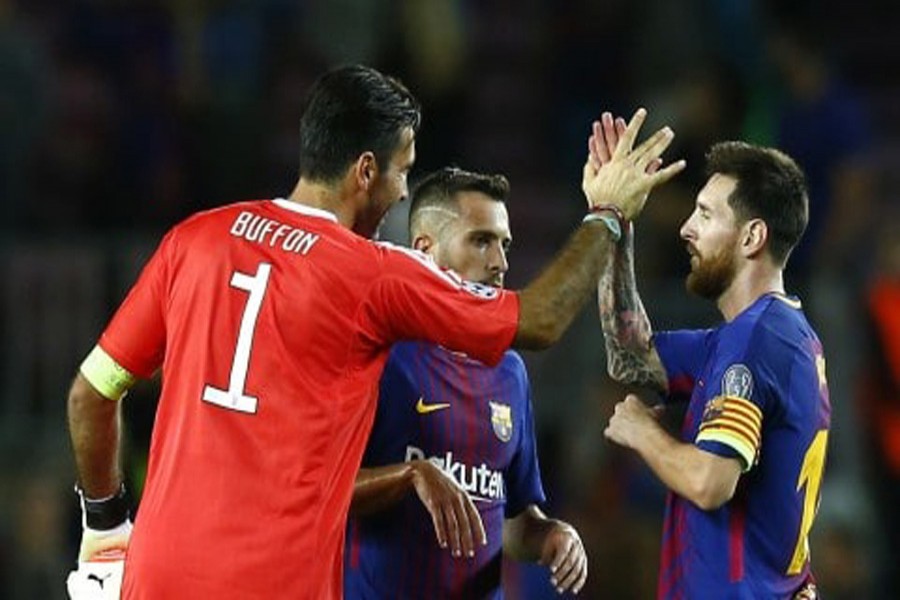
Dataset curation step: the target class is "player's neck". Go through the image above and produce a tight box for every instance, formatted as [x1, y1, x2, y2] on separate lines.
[286, 179, 356, 230]
[717, 264, 784, 322]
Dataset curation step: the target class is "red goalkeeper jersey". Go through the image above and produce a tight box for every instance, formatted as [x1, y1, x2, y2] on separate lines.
[101, 199, 518, 599]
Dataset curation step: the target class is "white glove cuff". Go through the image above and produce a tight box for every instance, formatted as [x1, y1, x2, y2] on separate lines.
[84, 519, 133, 540]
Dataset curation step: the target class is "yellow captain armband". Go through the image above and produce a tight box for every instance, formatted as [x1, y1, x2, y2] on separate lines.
[80, 346, 137, 401]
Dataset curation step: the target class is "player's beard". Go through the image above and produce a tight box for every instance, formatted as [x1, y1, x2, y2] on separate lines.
[353, 210, 381, 239]
[356, 193, 396, 240]
[686, 241, 738, 300]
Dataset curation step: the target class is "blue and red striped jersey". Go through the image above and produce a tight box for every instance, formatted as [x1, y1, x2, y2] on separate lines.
[344, 341, 545, 599]
[652, 292, 830, 599]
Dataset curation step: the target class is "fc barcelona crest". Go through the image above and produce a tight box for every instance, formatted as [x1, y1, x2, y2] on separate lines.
[489, 401, 513, 442]
[701, 396, 727, 423]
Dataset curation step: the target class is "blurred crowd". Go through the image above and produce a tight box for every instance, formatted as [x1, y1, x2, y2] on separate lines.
[1, 0, 896, 598]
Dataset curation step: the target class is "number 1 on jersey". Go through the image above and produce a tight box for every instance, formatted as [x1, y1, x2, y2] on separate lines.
[202, 263, 271, 413]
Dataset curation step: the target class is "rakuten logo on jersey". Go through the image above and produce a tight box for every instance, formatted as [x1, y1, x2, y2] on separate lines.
[405, 445, 505, 502]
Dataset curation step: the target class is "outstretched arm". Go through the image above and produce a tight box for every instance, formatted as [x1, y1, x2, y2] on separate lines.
[503, 505, 587, 595]
[514, 220, 616, 349]
[351, 461, 486, 558]
[514, 109, 684, 350]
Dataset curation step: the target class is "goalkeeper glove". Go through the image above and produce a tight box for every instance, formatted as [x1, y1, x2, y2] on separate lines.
[67, 485, 132, 600]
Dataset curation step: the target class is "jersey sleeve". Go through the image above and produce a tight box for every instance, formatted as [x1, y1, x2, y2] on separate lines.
[362, 244, 519, 367]
[694, 325, 768, 472]
[652, 329, 713, 402]
[97, 230, 175, 378]
[503, 360, 546, 518]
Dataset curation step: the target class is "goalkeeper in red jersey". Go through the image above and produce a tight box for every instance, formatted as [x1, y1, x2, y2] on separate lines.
[66, 65, 684, 599]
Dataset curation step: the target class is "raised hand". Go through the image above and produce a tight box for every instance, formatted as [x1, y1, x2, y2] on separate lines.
[590, 111, 663, 175]
[410, 459, 487, 557]
[588, 112, 625, 171]
[582, 108, 685, 221]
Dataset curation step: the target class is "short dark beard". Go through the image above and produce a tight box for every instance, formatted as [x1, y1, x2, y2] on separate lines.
[686, 243, 737, 300]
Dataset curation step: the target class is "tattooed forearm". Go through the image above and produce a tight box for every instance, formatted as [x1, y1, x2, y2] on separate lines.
[597, 229, 667, 391]
[604, 334, 665, 390]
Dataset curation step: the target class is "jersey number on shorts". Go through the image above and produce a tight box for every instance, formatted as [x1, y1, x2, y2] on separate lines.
[787, 429, 828, 574]
[202, 263, 272, 414]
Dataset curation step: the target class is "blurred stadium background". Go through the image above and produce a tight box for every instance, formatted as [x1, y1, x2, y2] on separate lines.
[1, 0, 897, 597]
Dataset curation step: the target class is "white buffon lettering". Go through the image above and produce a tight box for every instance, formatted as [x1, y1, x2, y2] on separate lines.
[245, 215, 265, 241]
[229, 211, 319, 256]
[269, 224, 291, 247]
[257, 219, 278, 243]
[230, 211, 255, 236]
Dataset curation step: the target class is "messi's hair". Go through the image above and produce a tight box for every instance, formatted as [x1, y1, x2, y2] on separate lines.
[299, 64, 421, 183]
[408, 167, 510, 237]
[705, 141, 809, 265]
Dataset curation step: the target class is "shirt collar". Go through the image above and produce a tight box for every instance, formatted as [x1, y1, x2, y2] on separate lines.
[271, 198, 338, 223]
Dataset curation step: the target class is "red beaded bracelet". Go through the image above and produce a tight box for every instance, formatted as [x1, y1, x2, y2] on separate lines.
[588, 204, 627, 225]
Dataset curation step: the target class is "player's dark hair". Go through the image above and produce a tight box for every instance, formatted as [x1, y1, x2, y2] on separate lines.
[408, 167, 510, 237]
[299, 65, 421, 183]
[705, 142, 809, 266]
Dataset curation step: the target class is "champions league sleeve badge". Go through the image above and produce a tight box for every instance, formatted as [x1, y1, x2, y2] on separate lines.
[461, 280, 499, 299]
[489, 401, 513, 442]
[722, 364, 754, 400]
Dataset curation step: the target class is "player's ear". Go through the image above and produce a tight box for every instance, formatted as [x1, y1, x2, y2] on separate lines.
[412, 234, 435, 255]
[742, 218, 768, 258]
[353, 152, 378, 191]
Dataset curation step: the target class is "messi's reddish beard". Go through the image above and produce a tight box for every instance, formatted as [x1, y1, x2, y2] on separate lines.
[686, 236, 738, 300]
